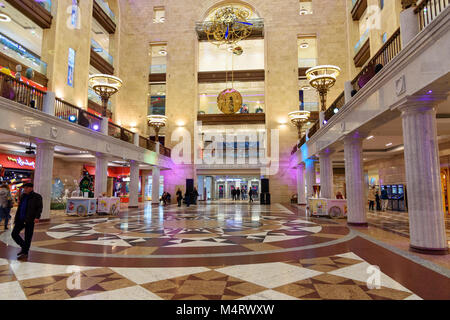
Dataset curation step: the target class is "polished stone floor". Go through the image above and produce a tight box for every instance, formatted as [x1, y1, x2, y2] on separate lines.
[0, 202, 448, 300]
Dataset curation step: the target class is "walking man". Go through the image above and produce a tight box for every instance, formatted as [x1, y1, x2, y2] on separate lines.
[381, 187, 389, 211]
[11, 183, 42, 259]
[249, 189, 253, 203]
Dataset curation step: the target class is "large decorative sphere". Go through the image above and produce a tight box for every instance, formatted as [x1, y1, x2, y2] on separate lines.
[217, 88, 243, 114]
[25, 68, 34, 80]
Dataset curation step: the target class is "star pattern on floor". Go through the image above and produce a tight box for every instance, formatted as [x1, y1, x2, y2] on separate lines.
[0, 252, 422, 300]
[43, 214, 323, 249]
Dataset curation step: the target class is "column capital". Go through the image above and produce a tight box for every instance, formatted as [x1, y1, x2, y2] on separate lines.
[343, 131, 370, 144]
[394, 94, 449, 113]
[318, 148, 334, 157]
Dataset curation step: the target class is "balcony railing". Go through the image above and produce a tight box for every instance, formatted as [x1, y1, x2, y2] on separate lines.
[415, 0, 449, 31]
[55, 98, 101, 131]
[91, 39, 113, 65]
[160, 145, 171, 158]
[108, 122, 134, 143]
[0, 72, 45, 110]
[352, 28, 401, 92]
[94, 0, 116, 23]
[324, 92, 345, 122]
[149, 64, 167, 74]
[37, 0, 52, 13]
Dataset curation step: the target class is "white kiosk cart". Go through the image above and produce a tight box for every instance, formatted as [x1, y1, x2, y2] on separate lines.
[66, 197, 97, 216]
[307, 198, 347, 218]
[97, 197, 120, 215]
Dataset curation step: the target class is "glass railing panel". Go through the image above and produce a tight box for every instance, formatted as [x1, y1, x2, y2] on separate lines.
[0, 33, 47, 76]
[354, 28, 369, 55]
[298, 58, 317, 68]
[91, 39, 113, 65]
[94, 0, 116, 23]
[35, 0, 52, 13]
[149, 64, 167, 74]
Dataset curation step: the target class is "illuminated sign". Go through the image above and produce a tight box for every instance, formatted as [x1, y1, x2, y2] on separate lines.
[7, 156, 35, 169]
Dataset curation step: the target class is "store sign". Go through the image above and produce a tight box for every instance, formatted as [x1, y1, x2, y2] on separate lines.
[7, 156, 35, 169]
[0, 154, 36, 170]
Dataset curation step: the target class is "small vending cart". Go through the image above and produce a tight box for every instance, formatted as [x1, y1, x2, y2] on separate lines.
[307, 198, 347, 218]
[66, 197, 97, 216]
[97, 197, 120, 215]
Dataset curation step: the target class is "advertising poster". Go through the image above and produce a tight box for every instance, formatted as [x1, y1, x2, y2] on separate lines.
[67, 48, 75, 87]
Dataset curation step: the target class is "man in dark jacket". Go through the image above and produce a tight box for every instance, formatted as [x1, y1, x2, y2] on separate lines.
[11, 183, 42, 258]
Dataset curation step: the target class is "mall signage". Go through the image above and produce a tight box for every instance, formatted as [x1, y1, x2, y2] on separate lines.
[0, 154, 36, 170]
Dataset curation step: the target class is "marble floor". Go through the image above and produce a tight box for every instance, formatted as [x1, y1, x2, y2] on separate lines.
[0, 202, 448, 300]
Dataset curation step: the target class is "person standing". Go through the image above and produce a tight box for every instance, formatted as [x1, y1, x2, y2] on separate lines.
[185, 191, 191, 207]
[11, 183, 42, 258]
[248, 188, 253, 203]
[368, 187, 376, 211]
[375, 190, 381, 211]
[380, 188, 388, 211]
[192, 187, 199, 205]
[176, 188, 183, 207]
[236, 187, 241, 201]
[0, 183, 13, 230]
[231, 188, 236, 201]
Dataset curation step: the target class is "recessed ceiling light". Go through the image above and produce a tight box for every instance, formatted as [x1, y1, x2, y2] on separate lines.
[0, 13, 11, 22]
[386, 143, 393, 147]
[299, 42, 309, 49]
[159, 17, 165, 22]
[366, 135, 374, 140]
[301, 86, 311, 91]
[158, 49, 167, 56]
[299, 9, 308, 15]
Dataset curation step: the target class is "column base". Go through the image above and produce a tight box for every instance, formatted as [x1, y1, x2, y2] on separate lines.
[38, 218, 51, 223]
[347, 222, 369, 227]
[128, 206, 138, 208]
[297, 203, 307, 206]
[410, 245, 448, 255]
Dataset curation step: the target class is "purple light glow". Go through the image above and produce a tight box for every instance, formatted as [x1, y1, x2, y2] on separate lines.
[92, 124, 100, 131]
[427, 90, 433, 94]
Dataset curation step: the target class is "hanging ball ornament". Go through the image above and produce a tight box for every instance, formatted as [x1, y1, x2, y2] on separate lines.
[25, 68, 34, 80]
[217, 88, 243, 114]
[233, 46, 243, 56]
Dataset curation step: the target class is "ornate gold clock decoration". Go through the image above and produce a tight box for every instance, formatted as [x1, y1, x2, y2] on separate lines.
[217, 88, 243, 114]
[204, 6, 253, 47]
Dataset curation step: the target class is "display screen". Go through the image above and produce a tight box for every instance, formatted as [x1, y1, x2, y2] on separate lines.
[67, 48, 75, 87]
[392, 185, 398, 194]
[398, 185, 403, 195]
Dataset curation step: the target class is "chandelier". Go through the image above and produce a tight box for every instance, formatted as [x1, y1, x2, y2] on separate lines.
[204, 6, 253, 47]
[306, 65, 340, 112]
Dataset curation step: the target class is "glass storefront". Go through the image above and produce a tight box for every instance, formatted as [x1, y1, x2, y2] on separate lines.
[144, 176, 164, 201]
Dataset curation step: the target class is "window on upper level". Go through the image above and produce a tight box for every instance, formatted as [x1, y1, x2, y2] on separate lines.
[299, 78, 319, 112]
[0, 1, 47, 80]
[298, 36, 317, 68]
[299, 0, 313, 15]
[153, 7, 165, 23]
[198, 39, 264, 72]
[198, 81, 265, 115]
[91, 18, 113, 65]
[150, 43, 167, 74]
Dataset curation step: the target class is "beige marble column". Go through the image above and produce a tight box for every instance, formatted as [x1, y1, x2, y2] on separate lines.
[297, 163, 306, 205]
[94, 154, 109, 198]
[33, 142, 55, 221]
[152, 167, 161, 205]
[400, 100, 448, 254]
[319, 151, 334, 199]
[344, 135, 367, 226]
[128, 160, 139, 208]
[305, 159, 315, 199]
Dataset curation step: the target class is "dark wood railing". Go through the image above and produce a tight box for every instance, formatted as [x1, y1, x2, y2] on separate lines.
[0, 72, 45, 110]
[352, 28, 401, 92]
[307, 121, 320, 139]
[55, 98, 102, 130]
[324, 92, 345, 121]
[139, 135, 157, 152]
[108, 122, 134, 143]
[415, 0, 449, 31]
[160, 145, 171, 158]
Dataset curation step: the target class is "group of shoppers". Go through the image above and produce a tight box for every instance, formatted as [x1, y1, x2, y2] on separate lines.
[368, 186, 389, 211]
[176, 187, 199, 207]
[0, 182, 43, 259]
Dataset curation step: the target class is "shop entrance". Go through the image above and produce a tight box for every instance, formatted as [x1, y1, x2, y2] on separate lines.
[197, 175, 260, 201]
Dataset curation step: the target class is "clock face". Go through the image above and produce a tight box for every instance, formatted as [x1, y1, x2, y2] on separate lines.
[217, 88, 243, 114]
